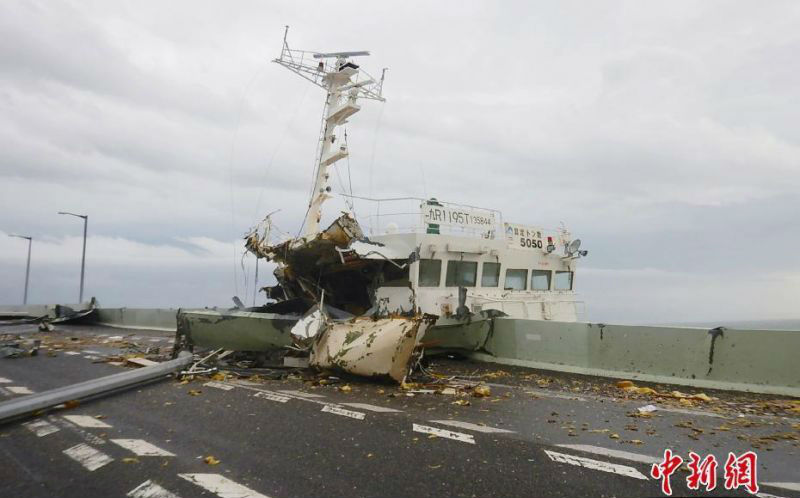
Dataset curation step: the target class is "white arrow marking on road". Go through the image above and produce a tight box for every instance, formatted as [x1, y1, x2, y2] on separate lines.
[63, 415, 112, 428]
[127, 480, 182, 498]
[429, 419, 514, 434]
[111, 439, 175, 457]
[23, 419, 60, 437]
[556, 444, 659, 464]
[341, 402, 402, 413]
[254, 391, 291, 403]
[413, 423, 476, 444]
[321, 404, 366, 420]
[63, 443, 113, 471]
[179, 473, 271, 498]
[544, 449, 648, 480]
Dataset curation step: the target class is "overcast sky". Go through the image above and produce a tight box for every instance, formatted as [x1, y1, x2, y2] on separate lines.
[1, 0, 798, 323]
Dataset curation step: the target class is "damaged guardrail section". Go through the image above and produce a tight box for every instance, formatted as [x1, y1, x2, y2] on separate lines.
[466, 319, 800, 397]
[0, 352, 192, 424]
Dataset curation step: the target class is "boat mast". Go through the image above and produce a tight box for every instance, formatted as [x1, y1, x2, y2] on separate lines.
[273, 27, 386, 237]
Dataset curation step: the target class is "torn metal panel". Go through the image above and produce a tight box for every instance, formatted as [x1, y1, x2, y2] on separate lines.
[310, 316, 431, 383]
[177, 310, 297, 352]
[289, 306, 326, 342]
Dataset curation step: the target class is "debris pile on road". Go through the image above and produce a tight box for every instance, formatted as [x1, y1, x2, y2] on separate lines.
[0, 335, 41, 358]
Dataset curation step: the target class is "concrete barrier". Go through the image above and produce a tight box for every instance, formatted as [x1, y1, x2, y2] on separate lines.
[470, 319, 800, 397]
[95, 308, 178, 332]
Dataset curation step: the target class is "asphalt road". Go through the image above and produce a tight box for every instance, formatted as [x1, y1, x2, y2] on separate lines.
[0, 324, 798, 498]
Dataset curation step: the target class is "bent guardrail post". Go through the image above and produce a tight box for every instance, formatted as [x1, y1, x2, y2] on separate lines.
[0, 352, 193, 424]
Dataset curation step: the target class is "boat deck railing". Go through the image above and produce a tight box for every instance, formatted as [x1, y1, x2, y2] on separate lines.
[340, 194, 504, 239]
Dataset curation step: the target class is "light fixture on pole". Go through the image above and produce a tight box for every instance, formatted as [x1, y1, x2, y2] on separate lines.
[8, 234, 32, 305]
[58, 211, 88, 303]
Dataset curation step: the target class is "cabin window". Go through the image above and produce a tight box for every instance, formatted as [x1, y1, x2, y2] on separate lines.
[554, 271, 573, 290]
[445, 260, 478, 287]
[481, 262, 500, 287]
[531, 270, 551, 291]
[504, 269, 528, 290]
[380, 261, 410, 287]
[418, 259, 442, 287]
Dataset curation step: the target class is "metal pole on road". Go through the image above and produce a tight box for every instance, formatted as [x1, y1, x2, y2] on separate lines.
[8, 234, 32, 305]
[58, 211, 88, 303]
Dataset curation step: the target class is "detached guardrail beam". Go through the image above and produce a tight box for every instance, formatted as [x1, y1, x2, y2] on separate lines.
[0, 352, 193, 424]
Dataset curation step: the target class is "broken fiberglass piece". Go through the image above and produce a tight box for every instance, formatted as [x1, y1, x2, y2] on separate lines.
[310, 316, 430, 383]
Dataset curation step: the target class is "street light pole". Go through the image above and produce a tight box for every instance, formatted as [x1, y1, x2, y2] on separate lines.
[58, 211, 88, 304]
[8, 234, 32, 305]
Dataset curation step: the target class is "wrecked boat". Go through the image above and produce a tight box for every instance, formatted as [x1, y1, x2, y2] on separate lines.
[176, 29, 587, 383]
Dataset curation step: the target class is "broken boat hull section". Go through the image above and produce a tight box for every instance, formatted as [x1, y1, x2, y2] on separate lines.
[310, 317, 430, 383]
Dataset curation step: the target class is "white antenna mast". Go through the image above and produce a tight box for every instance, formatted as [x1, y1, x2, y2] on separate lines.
[274, 26, 387, 237]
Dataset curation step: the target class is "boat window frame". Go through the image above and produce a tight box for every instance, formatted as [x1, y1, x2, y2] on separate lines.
[504, 268, 528, 291]
[481, 261, 501, 288]
[417, 258, 443, 287]
[445, 260, 478, 288]
[554, 270, 574, 291]
[531, 269, 552, 291]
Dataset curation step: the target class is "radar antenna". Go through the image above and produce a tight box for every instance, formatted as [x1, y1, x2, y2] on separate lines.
[274, 26, 387, 237]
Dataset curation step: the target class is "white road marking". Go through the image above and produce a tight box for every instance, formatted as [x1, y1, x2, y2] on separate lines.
[149, 338, 161, 342]
[657, 407, 724, 418]
[108, 336, 123, 341]
[23, 419, 60, 437]
[82, 350, 102, 354]
[63, 415, 112, 428]
[321, 404, 366, 420]
[128, 480, 182, 498]
[341, 402, 402, 413]
[204, 381, 234, 391]
[764, 483, 800, 493]
[64, 351, 81, 355]
[111, 439, 175, 457]
[429, 419, 514, 434]
[178, 473, 270, 498]
[758, 492, 789, 498]
[254, 391, 290, 403]
[52, 416, 106, 445]
[413, 423, 476, 444]
[0, 377, 11, 383]
[63, 443, 114, 471]
[7, 386, 34, 394]
[556, 444, 659, 465]
[277, 389, 325, 398]
[84, 355, 100, 360]
[544, 449, 648, 480]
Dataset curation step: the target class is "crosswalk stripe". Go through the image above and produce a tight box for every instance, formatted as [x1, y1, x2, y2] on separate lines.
[178, 473, 270, 498]
[544, 449, 648, 480]
[63, 443, 113, 471]
[111, 439, 175, 457]
[127, 480, 182, 498]
[0, 377, 11, 383]
[23, 419, 60, 437]
[63, 415, 112, 428]
[7, 386, 34, 394]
